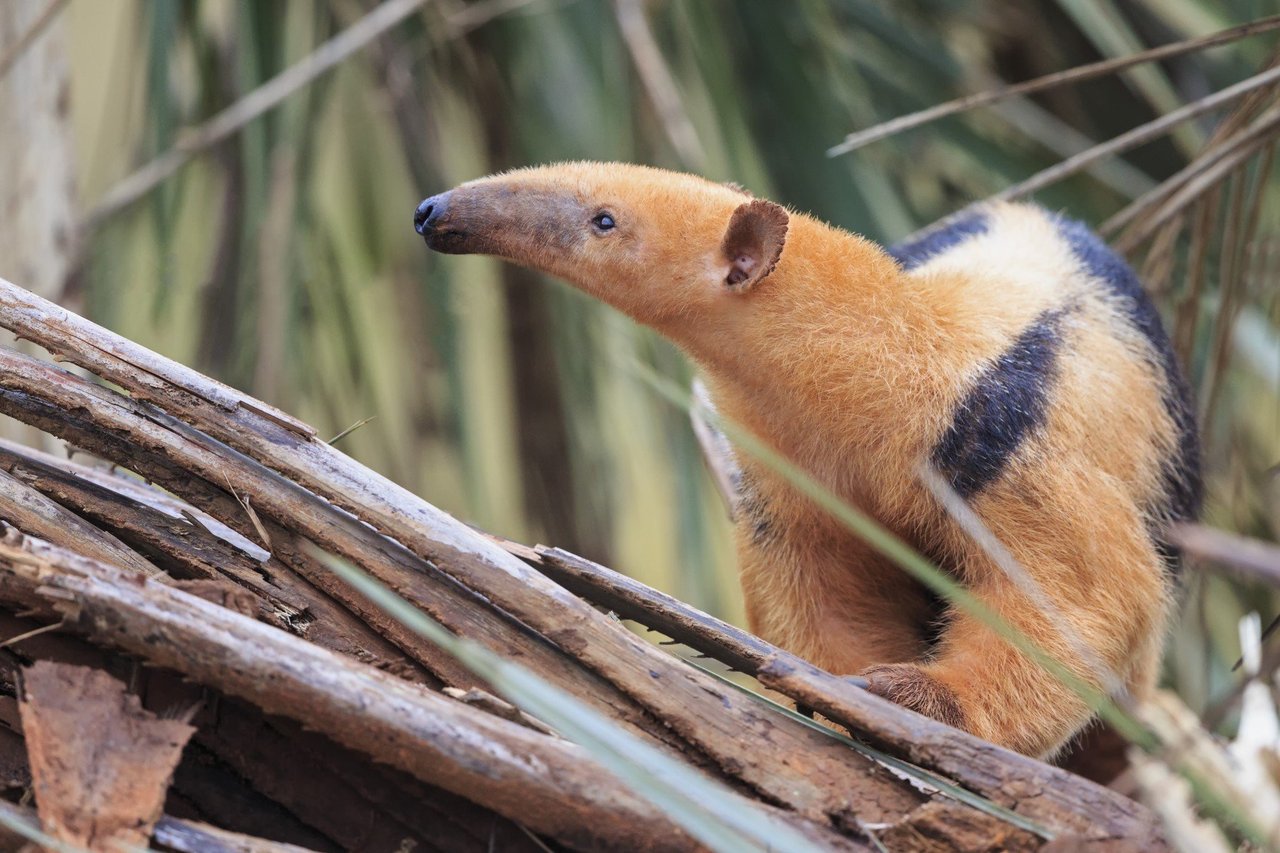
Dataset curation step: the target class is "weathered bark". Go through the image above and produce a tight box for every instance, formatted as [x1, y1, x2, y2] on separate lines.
[0, 440, 285, 591]
[0, 660, 346, 851]
[530, 542, 794, 677]
[0, 463, 161, 577]
[0, 439, 442, 685]
[0, 351, 692, 752]
[152, 817, 323, 853]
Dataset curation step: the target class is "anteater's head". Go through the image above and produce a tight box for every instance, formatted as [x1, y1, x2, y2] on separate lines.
[414, 162, 789, 328]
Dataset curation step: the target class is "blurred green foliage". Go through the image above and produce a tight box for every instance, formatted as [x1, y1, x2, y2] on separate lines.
[66, 0, 1280, 728]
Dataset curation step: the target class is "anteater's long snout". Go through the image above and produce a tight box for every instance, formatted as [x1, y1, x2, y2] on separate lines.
[413, 182, 567, 257]
[414, 191, 450, 235]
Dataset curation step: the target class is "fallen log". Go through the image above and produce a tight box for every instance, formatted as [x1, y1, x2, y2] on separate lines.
[0, 465, 160, 577]
[0, 349, 683, 751]
[0, 528, 870, 852]
[0, 437, 441, 685]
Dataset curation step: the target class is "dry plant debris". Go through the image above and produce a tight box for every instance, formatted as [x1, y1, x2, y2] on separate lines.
[19, 661, 196, 850]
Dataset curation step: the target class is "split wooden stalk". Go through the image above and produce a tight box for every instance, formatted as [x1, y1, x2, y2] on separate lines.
[0, 465, 160, 577]
[1110, 103, 1280, 250]
[0, 445, 281, 595]
[0, 530, 867, 853]
[0, 440, 443, 686]
[0, 278, 926, 824]
[152, 817, 322, 853]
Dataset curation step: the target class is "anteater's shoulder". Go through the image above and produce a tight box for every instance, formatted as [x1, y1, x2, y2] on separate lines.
[890, 201, 1202, 525]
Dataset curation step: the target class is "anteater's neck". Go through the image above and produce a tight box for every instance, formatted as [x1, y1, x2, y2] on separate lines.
[673, 220, 954, 498]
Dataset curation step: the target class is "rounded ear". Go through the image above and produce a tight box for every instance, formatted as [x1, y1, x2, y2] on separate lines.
[721, 199, 789, 292]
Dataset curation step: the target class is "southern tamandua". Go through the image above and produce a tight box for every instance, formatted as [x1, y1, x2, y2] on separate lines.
[413, 163, 1201, 758]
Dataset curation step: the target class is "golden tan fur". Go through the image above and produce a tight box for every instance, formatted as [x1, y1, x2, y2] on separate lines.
[416, 162, 1186, 757]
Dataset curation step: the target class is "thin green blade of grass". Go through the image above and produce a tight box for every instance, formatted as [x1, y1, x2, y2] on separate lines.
[316, 548, 824, 853]
[327, 415, 376, 446]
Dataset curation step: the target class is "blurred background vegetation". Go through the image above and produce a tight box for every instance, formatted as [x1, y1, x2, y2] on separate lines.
[6, 0, 1279, 731]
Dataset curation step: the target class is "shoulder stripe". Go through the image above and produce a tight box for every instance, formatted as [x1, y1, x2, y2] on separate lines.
[932, 307, 1069, 498]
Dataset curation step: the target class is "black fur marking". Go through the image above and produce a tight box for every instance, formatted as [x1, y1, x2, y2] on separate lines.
[932, 308, 1069, 498]
[736, 470, 774, 545]
[1053, 214, 1203, 528]
[888, 209, 989, 271]
[920, 587, 950, 650]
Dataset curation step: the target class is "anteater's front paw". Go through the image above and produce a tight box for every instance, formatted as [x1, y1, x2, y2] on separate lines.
[860, 663, 967, 731]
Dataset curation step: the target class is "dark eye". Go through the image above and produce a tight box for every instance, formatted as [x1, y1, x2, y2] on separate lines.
[591, 212, 616, 232]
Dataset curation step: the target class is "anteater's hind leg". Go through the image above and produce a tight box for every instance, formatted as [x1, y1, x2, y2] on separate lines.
[862, 478, 1169, 758]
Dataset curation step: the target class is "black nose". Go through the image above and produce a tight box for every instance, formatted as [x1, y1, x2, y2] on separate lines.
[414, 192, 450, 235]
